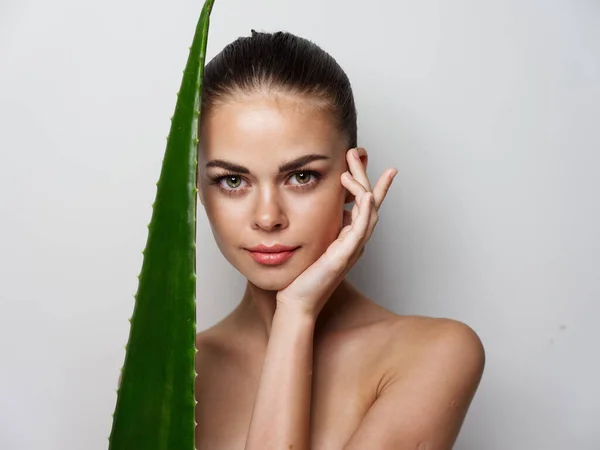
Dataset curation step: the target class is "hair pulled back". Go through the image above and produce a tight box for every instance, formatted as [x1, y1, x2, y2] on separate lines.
[201, 30, 357, 148]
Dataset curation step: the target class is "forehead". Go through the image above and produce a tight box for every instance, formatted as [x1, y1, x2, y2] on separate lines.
[200, 92, 346, 164]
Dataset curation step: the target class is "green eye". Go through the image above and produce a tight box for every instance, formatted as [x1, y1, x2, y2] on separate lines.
[294, 172, 312, 184]
[225, 176, 242, 188]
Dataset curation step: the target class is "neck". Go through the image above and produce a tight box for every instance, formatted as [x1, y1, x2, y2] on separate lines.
[235, 278, 360, 342]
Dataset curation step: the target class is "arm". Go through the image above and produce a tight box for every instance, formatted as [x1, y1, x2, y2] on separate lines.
[243, 304, 316, 450]
[243, 148, 396, 449]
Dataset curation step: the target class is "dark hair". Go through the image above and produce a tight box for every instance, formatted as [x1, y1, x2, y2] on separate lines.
[201, 30, 357, 148]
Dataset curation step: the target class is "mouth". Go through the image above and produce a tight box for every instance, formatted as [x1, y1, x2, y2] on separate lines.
[244, 245, 300, 266]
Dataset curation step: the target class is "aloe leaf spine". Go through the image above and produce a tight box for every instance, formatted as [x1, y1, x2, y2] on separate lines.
[108, 1, 215, 448]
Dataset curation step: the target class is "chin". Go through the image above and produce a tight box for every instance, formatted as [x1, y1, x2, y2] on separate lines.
[242, 265, 302, 292]
[226, 250, 311, 292]
[246, 277, 293, 292]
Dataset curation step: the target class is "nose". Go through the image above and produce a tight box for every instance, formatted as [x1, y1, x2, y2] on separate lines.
[252, 187, 289, 231]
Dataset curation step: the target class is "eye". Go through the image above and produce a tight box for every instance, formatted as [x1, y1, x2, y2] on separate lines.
[216, 175, 247, 191]
[289, 171, 317, 186]
[224, 176, 242, 189]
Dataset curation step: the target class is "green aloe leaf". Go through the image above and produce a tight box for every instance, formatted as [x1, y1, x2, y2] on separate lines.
[108, 1, 215, 448]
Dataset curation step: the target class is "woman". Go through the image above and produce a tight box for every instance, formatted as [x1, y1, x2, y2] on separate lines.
[194, 30, 485, 449]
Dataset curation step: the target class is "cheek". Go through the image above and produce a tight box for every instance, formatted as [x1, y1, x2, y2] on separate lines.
[291, 185, 346, 245]
[202, 195, 247, 252]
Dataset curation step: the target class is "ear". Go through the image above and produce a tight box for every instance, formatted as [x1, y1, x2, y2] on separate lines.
[344, 147, 369, 204]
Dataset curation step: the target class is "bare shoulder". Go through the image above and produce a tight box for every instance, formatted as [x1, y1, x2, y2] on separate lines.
[341, 297, 486, 393]
[333, 298, 485, 385]
[194, 321, 237, 377]
[345, 297, 484, 355]
[195, 317, 264, 374]
[195, 322, 225, 355]
[392, 314, 485, 355]
[195, 321, 240, 364]
[380, 312, 486, 379]
[194, 321, 258, 405]
[340, 307, 486, 449]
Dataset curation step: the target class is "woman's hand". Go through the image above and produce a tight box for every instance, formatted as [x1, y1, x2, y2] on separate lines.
[276, 147, 398, 318]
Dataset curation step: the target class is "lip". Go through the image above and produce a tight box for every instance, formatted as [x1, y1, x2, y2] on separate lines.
[246, 244, 299, 253]
[245, 244, 300, 266]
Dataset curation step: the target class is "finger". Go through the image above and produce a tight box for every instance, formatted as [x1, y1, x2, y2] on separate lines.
[347, 192, 373, 249]
[346, 148, 371, 191]
[347, 194, 380, 267]
[338, 203, 363, 243]
[372, 168, 398, 210]
[341, 172, 368, 222]
[335, 192, 372, 254]
[341, 170, 369, 200]
[363, 194, 379, 244]
[346, 193, 374, 265]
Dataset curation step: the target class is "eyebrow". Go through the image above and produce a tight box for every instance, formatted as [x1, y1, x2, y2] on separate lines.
[205, 153, 330, 174]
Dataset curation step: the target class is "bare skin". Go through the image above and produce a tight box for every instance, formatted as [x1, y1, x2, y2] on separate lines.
[109, 91, 484, 446]
[192, 91, 485, 449]
[195, 283, 483, 449]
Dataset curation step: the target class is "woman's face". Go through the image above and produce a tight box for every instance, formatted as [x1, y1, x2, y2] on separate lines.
[198, 91, 350, 291]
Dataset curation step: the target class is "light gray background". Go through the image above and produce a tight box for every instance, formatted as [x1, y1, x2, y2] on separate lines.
[1, 0, 599, 449]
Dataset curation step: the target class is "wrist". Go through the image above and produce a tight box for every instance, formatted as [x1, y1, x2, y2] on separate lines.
[274, 298, 318, 324]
